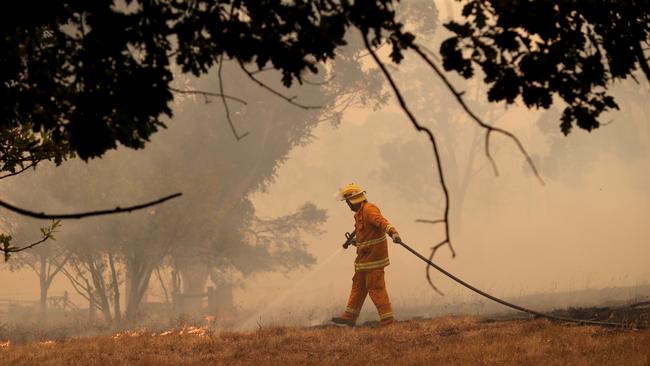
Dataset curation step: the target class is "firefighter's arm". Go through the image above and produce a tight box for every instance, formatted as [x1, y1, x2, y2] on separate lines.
[365, 204, 401, 242]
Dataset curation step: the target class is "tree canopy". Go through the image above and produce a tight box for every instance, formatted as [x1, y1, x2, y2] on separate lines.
[440, 0, 650, 134]
[2, 0, 410, 162]
[3, 0, 647, 168]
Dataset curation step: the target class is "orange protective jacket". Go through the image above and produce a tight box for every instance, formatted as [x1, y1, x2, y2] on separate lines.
[353, 202, 398, 272]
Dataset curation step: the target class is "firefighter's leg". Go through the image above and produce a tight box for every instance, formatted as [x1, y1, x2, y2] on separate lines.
[366, 268, 394, 325]
[341, 271, 367, 322]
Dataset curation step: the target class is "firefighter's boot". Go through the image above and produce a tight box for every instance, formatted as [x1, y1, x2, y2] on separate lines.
[331, 317, 356, 327]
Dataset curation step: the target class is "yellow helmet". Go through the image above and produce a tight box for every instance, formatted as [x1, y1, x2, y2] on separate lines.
[339, 183, 367, 204]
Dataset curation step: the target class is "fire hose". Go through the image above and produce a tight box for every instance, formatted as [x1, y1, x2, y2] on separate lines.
[342, 232, 647, 329]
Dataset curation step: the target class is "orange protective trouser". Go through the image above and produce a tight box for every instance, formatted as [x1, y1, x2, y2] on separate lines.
[341, 268, 394, 325]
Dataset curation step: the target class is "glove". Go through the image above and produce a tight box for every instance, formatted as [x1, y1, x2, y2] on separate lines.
[390, 232, 402, 244]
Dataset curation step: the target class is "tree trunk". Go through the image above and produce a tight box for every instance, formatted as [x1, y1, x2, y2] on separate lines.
[179, 261, 210, 315]
[38, 257, 48, 322]
[124, 258, 155, 320]
[108, 254, 122, 323]
[155, 267, 170, 311]
[88, 259, 112, 323]
[90, 265, 113, 323]
[88, 296, 96, 322]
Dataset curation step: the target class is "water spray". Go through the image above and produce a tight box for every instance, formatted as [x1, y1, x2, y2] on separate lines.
[239, 246, 345, 330]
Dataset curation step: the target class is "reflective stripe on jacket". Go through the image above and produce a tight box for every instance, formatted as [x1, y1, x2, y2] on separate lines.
[353, 202, 398, 272]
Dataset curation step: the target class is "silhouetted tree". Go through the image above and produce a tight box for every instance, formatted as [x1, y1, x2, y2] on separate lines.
[8, 240, 69, 321]
[4, 0, 645, 164]
[1, 0, 410, 160]
[440, 0, 649, 134]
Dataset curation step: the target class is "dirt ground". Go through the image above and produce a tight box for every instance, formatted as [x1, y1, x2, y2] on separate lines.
[2, 315, 649, 366]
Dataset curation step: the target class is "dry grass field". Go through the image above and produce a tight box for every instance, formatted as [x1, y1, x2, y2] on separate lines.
[1, 316, 649, 366]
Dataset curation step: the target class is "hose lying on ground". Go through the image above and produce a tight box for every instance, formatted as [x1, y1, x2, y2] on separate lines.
[396, 239, 648, 329]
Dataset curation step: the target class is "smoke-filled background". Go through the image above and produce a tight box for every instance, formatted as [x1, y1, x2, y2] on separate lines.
[1, 1, 648, 331]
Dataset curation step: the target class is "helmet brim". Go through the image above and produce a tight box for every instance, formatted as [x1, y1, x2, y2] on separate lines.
[344, 192, 366, 204]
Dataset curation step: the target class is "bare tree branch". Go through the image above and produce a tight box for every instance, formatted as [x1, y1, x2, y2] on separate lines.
[218, 55, 249, 141]
[59, 262, 102, 311]
[237, 60, 322, 110]
[411, 43, 545, 186]
[426, 241, 446, 296]
[484, 130, 499, 176]
[0, 192, 182, 220]
[0, 162, 36, 180]
[416, 44, 443, 63]
[415, 219, 445, 225]
[169, 86, 248, 105]
[46, 253, 70, 288]
[362, 32, 456, 296]
[60, 266, 93, 304]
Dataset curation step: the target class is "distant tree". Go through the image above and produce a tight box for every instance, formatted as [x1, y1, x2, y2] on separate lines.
[58, 249, 122, 323]
[6, 225, 68, 321]
[535, 83, 650, 185]
[1, 41, 366, 319]
[381, 36, 509, 233]
[140, 35, 382, 316]
[169, 202, 326, 315]
[375, 78, 505, 228]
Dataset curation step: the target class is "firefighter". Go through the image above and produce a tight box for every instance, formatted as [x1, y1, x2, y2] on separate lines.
[332, 183, 401, 327]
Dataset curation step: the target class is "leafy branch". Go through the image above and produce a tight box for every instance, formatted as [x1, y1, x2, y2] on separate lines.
[0, 162, 36, 180]
[168, 87, 248, 105]
[1, 220, 62, 261]
[218, 55, 249, 141]
[238, 60, 322, 110]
